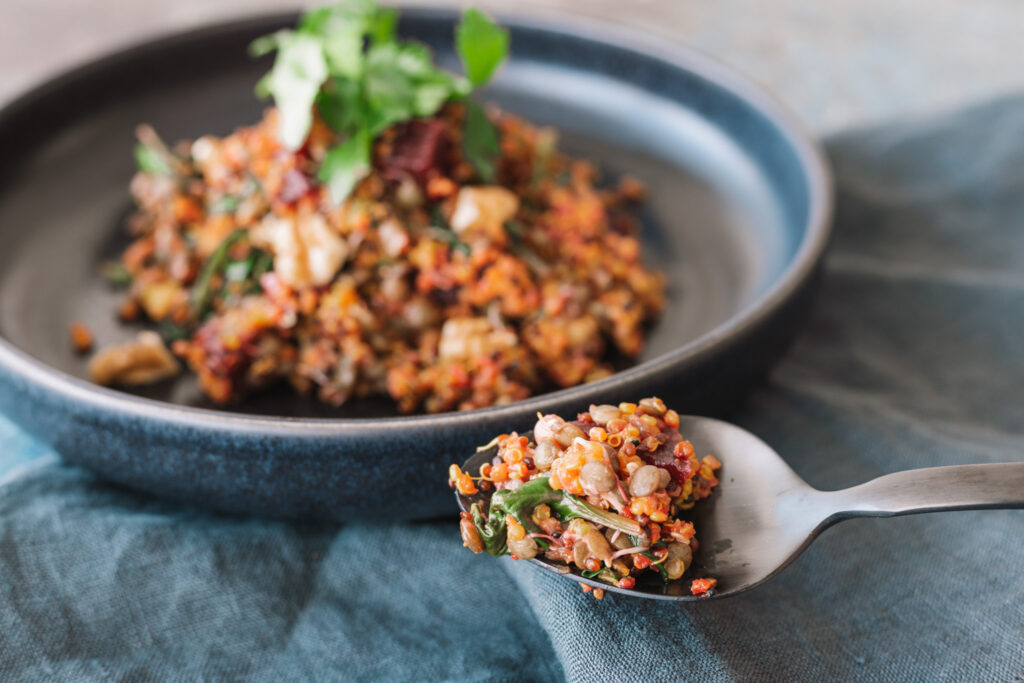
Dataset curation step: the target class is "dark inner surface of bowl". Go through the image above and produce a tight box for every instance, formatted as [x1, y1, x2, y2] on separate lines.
[0, 12, 804, 420]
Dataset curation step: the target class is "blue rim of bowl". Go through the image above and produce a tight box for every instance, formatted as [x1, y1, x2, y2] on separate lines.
[0, 7, 833, 438]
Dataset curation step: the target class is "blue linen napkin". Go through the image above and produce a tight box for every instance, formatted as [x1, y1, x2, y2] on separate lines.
[2, 96, 1023, 682]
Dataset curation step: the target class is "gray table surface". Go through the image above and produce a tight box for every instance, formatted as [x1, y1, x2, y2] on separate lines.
[1, 0, 1022, 132]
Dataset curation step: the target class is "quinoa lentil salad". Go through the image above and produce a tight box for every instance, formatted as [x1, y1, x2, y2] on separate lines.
[450, 398, 722, 598]
[83, 1, 666, 414]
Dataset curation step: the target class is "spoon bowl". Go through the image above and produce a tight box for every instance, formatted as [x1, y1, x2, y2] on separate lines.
[456, 415, 1024, 601]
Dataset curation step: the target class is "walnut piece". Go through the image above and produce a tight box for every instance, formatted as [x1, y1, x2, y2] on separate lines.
[449, 186, 519, 244]
[251, 211, 348, 288]
[438, 317, 517, 360]
[89, 331, 180, 386]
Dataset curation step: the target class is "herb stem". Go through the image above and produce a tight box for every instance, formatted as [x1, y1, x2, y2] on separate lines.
[190, 229, 248, 319]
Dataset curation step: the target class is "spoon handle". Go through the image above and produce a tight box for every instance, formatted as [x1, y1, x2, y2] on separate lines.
[824, 463, 1024, 518]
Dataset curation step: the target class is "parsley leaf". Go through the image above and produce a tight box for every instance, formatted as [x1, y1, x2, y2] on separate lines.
[100, 261, 133, 287]
[299, 3, 383, 78]
[249, 30, 288, 58]
[134, 143, 173, 175]
[259, 33, 329, 150]
[363, 43, 468, 133]
[363, 44, 418, 128]
[318, 128, 371, 203]
[463, 99, 500, 183]
[299, 0, 393, 38]
[367, 7, 398, 45]
[209, 195, 239, 214]
[316, 78, 362, 132]
[454, 8, 506, 181]
[456, 8, 510, 87]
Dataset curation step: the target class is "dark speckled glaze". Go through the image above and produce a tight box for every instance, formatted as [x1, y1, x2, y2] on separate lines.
[0, 9, 831, 520]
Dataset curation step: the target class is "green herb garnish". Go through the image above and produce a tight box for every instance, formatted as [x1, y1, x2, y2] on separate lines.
[640, 551, 670, 582]
[455, 7, 510, 88]
[249, 250, 274, 284]
[190, 229, 248, 319]
[463, 99, 500, 183]
[503, 219, 524, 239]
[253, 32, 330, 151]
[430, 206, 470, 255]
[252, 1, 509, 203]
[472, 501, 507, 556]
[134, 143, 173, 175]
[222, 249, 274, 297]
[504, 219, 547, 272]
[224, 260, 252, 283]
[100, 261, 133, 287]
[580, 567, 618, 584]
[317, 128, 372, 204]
[158, 319, 192, 344]
[133, 125, 181, 176]
[210, 195, 240, 214]
[470, 477, 642, 557]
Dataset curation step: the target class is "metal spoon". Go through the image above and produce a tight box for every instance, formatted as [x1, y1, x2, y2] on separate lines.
[455, 415, 1024, 601]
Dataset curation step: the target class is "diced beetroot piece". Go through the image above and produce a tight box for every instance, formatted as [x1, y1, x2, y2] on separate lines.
[380, 119, 451, 185]
[637, 430, 693, 486]
[278, 168, 311, 204]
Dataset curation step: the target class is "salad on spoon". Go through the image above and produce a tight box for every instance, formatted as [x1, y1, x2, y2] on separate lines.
[450, 398, 723, 599]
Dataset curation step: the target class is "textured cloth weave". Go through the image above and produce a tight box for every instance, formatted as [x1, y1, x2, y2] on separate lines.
[1, 97, 1023, 681]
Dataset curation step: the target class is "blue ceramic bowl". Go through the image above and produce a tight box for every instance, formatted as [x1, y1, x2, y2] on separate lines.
[0, 9, 831, 520]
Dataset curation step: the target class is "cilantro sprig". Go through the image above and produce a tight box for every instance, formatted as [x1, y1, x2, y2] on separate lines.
[252, 1, 509, 203]
[455, 7, 509, 88]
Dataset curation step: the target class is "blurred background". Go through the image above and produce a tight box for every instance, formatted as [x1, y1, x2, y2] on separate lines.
[1, 0, 1021, 132]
